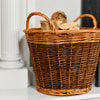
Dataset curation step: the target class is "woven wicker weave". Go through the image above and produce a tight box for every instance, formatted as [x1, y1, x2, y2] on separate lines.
[24, 12, 100, 96]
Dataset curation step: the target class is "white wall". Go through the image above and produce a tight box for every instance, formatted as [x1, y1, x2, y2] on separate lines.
[30, 0, 81, 27]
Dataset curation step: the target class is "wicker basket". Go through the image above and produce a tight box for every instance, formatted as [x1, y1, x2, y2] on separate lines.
[24, 12, 100, 96]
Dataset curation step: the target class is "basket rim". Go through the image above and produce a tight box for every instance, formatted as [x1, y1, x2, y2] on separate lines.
[23, 27, 100, 34]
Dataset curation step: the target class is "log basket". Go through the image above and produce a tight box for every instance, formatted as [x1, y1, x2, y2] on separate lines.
[24, 12, 100, 96]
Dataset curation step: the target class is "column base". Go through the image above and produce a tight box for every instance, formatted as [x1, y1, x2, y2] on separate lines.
[0, 60, 24, 69]
[0, 68, 28, 89]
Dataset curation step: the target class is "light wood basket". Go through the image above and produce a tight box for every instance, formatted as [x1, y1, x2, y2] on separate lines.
[24, 12, 100, 96]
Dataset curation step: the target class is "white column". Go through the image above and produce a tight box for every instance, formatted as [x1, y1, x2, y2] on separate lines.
[0, 0, 29, 89]
[0, 0, 23, 68]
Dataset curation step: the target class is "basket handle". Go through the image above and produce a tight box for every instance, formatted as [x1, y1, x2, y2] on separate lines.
[26, 12, 57, 32]
[74, 14, 97, 29]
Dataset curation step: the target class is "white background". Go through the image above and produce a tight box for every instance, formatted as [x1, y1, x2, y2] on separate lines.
[29, 0, 81, 28]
